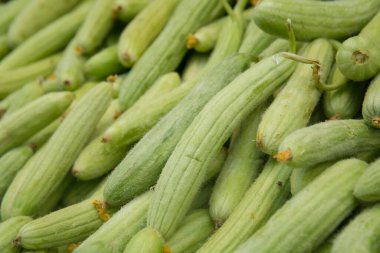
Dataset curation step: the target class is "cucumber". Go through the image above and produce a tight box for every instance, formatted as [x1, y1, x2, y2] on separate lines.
[117, 0, 180, 67]
[354, 158, 380, 202]
[189, 183, 214, 212]
[118, 0, 220, 110]
[258, 39, 293, 59]
[0, 34, 11, 59]
[256, 39, 334, 155]
[1, 83, 112, 219]
[253, 0, 380, 41]
[7, 0, 81, 46]
[112, 0, 153, 23]
[123, 228, 164, 253]
[90, 99, 122, 140]
[0, 1, 93, 71]
[0, 92, 74, 156]
[61, 179, 103, 207]
[196, 159, 292, 253]
[0, 0, 28, 34]
[331, 204, 380, 253]
[0, 216, 32, 253]
[182, 53, 209, 82]
[315, 241, 333, 253]
[276, 120, 380, 168]
[104, 54, 251, 207]
[362, 73, 380, 128]
[210, 103, 267, 224]
[235, 159, 366, 253]
[336, 11, 380, 81]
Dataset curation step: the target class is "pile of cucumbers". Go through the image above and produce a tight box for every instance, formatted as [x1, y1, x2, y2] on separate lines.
[1, 0, 380, 252]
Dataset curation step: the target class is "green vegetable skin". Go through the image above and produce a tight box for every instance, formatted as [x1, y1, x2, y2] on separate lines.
[337, 11, 380, 81]
[234, 159, 366, 253]
[253, 0, 380, 41]
[256, 39, 334, 155]
[331, 204, 380, 253]
[1, 83, 112, 219]
[0, 0, 28, 34]
[0, 34, 11, 59]
[354, 158, 380, 202]
[0, 216, 32, 253]
[276, 120, 380, 168]
[112, 0, 153, 23]
[182, 53, 209, 82]
[123, 228, 164, 253]
[62, 179, 102, 207]
[362, 73, 380, 128]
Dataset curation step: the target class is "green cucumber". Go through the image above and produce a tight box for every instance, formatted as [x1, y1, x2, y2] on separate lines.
[189, 183, 214, 212]
[1, 83, 112, 219]
[25, 119, 61, 151]
[210, 103, 267, 224]
[256, 39, 334, 155]
[323, 64, 365, 120]
[0, 216, 32, 253]
[123, 228, 164, 253]
[90, 99, 122, 140]
[104, 54, 251, 206]
[276, 120, 380, 168]
[182, 53, 209, 82]
[167, 209, 214, 253]
[315, 241, 333, 253]
[257, 39, 290, 59]
[354, 158, 380, 202]
[0, 92, 74, 156]
[0, 1, 93, 71]
[7, 0, 81, 46]
[362, 73, 380, 128]
[0, 34, 11, 59]
[196, 159, 292, 253]
[253, 0, 380, 41]
[117, 0, 179, 67]
[75, 0, 115, 54]
[336, 11, 380, 81]
[0, 0, 28, 34]
[112, 0, 153, 23]
[62, 179, 103, 207]
[118, 0, 220, 109]
[234, 159, 366, 253]
[84, 45, 125, 79]
[331, 204, 380, 253]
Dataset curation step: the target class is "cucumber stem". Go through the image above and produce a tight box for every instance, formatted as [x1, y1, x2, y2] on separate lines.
[222, 0, 236, 19]
[287, 19, 297, 53]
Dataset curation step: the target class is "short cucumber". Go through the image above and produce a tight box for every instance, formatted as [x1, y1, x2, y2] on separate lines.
[112, 0, 153, 23]
[0, 216, 32, 253]
[123, 228, 164, 253]
[0, 0, 28, 34]
[276, 120, 380, 168]
[354, 158, 380, 202]
[234, 159, 366, 253]
[182, 53, 209, 82]
[362, 73, 380, 128]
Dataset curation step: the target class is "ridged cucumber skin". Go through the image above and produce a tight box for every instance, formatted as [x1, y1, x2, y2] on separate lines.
[84, 45, 125, 79]
[90, 99, 122, 140]
[73, 192, 152, 253]
[182, 53, 209, 82]
[0, 34, 11, 59]
[167, 209, 214, 253]
[277, 120, 380, 168]
[147, 55, 295, 239]
[0, 0, 29, 34]
[104, 54, 251, 207]
[354, 158, 380, 202]
[123, 228, 164, 253]
[0, 92, 74, 156]
[362, 73, 380, 128]
[62, 179, 102, 207]
[258, 39, 304, 60]
[256, 39, 334, 155]
[7, 0, 81, 46]
[75, 0, 115, 54]
[25, 119, 61, 151]
[1, 83, 112, 219]
[117, 0, 179, 67]
[189, 183, 214, 212]
[196, 159, 292, 253]
[112, 0, 153, 23]
[0, 146, 34, 201]
[0, 216, 32, 253]
[210, 104, 267, 224]
[323, 65, 365, 120]
[235, 159, 366, 253]
[337, 11, 380, 82]
[253, 0, 380, 41]
[0, 53, 62, 99]
[0, 1, 93, 71]
[331, 204, 380, 253]
[118, 0, 220, 110]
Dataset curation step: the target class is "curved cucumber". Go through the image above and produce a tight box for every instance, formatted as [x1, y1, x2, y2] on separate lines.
[123, 228, 164, 253]
[112, 0, 153, 23]
[235, 159, 366, 253]
[354, 158, 380, 202]
[253, 0, 380, 41]
[0, 0, 28, 34]
[362, 73, 380, 128]
[0, 216, 32, 253]
[276, 120, 380, 168]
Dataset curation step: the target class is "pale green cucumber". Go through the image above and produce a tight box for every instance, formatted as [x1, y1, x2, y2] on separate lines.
[189, 183, 214, 212]
[167, 209, 214, 253]
[0, 53, 62, 99]
[84, 45, 125, 79]
[25, 119, 61, 151]
[40, 76, 62, 93]
[0, 0, 28, 34]
[182, 53, 209, 82]
[123, 228, 164, 253]
[104, 54, 251, 206]
[0, 1, 93, 71]
[0, 216, 32, 253]
[0, 34, 11, 59]
[258, 38, 299, 59]
[203, 148, 227, 184]
[256, 39, 334, 155]
[336, 11, 380, 81]
[7, 0, 81, 46]
[75, 0, 115, 54]
[362, 73, 380, 128]
[234, 159, 366, 253]
[118, 0, 220, 109]
[196, 159, 292, 253]
[90, 99, 122, 140]
[0, 92, 74, 156]
[112, 0, 153, 23]
[210, 103, 267, 224]
[276, 120, 380, 168]
[62, 179, 103, 207]
[1, 83, 112, 219]
[354, 158, 380, 202]
[253, 0, 380, 41]
[331, 204, 380, 253]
